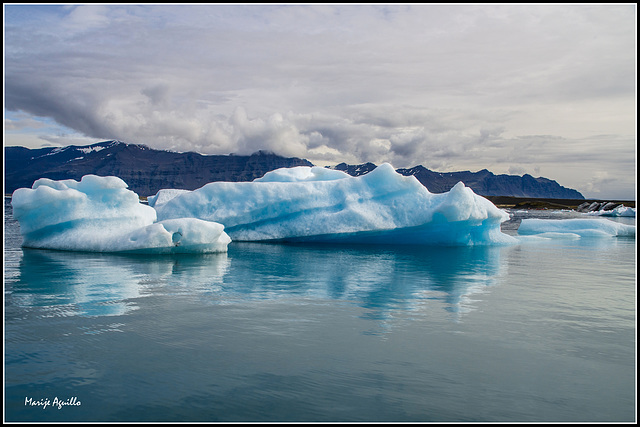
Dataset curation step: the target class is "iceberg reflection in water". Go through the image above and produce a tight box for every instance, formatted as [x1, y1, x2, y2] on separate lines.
[10, 249, 230, 318]
[9, 242, 507, 324]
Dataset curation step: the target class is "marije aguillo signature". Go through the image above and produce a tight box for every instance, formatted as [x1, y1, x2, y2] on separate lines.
[24, 396, 81, 410]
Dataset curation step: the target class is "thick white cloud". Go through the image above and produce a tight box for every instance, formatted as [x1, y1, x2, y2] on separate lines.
[3, 4, 636, 199]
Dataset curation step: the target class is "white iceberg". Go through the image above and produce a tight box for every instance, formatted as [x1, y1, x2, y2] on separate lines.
[517, 218, 635, 239]
[153, 163, 517, 246]
[11, 175, 231, 253]
[585, 205, 636, 218]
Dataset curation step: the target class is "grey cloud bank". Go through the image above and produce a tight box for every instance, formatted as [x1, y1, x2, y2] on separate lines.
[3, 4, 637, 200]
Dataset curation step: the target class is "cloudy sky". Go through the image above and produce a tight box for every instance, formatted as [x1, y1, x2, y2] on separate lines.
[4, 4, 637, 199]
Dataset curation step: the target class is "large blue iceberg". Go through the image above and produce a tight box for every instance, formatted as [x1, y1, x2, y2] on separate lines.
[11, 175, 231, 253]
[151, 163, 518, 246]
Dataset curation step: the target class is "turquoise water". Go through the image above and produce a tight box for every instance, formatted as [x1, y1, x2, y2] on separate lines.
[4, 198, 636, 422]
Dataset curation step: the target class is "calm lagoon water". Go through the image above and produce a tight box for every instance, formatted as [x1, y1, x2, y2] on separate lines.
[4, 198, 636, 422]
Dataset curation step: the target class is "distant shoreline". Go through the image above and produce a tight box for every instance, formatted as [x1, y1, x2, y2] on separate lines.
[485, 196, 635, 210]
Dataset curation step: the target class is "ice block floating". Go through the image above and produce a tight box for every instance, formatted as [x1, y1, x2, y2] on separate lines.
[11, 175, 230, 253]
[151, 163, 517, 246]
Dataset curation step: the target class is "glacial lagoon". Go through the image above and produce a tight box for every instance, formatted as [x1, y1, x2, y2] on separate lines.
[4, 198, 636, 422]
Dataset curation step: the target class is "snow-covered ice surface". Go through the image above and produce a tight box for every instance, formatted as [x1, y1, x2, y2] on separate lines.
[11, 175, 230, 253]
[147, 189, 191, 208]
[153, 163, 518, 246]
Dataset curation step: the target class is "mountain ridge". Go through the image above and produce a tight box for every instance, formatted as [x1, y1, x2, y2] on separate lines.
[5, 140, 584, 199]
[330, 162, 584, 199]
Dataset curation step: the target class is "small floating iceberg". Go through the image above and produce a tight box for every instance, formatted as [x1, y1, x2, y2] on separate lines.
[576, 201, 636, 217]
[153, 163, 517, 246]
[585, 205, 636, 218]
[517, 218, 635, 239]
[11, 175, 231, 253]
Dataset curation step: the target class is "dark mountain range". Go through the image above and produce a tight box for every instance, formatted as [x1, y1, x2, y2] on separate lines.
[4, 140, 312, 196]
[330, 162, 584, 199]
[5, 140, 584, 199]
[400, 166, 584, 199]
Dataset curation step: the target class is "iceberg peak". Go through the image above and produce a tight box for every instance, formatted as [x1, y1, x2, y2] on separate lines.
[255, 165, 351, 182]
